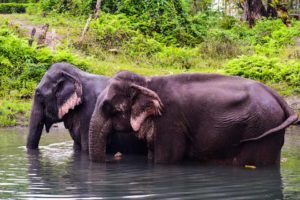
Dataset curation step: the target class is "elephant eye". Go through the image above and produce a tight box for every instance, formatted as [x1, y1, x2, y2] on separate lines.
[102, 100, 114, 116]
[111, 107, 123, 116]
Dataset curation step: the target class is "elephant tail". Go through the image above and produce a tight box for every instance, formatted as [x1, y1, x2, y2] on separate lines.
[239, 114, 298, 143]
[239, 83, 298, 144]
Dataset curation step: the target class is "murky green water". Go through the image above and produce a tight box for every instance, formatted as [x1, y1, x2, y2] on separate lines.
[0, 126, 299, 199]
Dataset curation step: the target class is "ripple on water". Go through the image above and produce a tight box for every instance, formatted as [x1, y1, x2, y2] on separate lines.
[0, 127, 299, 199]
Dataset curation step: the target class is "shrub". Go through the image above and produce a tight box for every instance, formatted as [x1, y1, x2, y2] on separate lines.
[225, 55, 282, 82]
[225, 55, 300, 89]
[154, 46, 198, 69]
[253, 19, 286, 45]
[282, 61, 300, 87]
[0, 3, 29, 13]
[39, 0, 93, 15]
[219, 16, 238, 29]
[125, 34, 163, 57]
[0, 24, 90, 98]
[199, 29, 242, 59]
[90, 13, 137, 50]
[0, 99, 31, 126]
[112, 0, 196, 46]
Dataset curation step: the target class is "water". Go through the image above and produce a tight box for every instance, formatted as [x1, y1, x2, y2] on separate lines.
[0, 126, 299, 199]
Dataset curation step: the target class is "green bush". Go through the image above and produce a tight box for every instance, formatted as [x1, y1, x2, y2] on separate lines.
[154, 46, 198, 69]
[225, 55, 282, 82]
[282, 61, 300, 87]
[253, 19, 286, 45]
[218, 16, 238, 30]
[225, 55, 300, 89]
[115, 0, 195, 46]
[90, 13, 137, 50]
[0, 3, 29, 13]
[0, 99, 31, 126]
[199, 29, 242, 59]
[0, 23, 89, 98]
[0, 0, 33, 2]
[39, 0, 93, 15]
[125, 34, 163, 57]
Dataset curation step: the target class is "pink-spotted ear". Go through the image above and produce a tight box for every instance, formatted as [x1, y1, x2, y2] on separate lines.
[56, 72, 83, 119]
[130, 84, 163, 132]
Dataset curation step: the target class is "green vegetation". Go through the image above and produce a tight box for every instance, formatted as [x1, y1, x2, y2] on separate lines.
[0, 3, 30, 13]
[0, 21, 91, 98]
[0, 0, 299, 126]
[0, 99, 31, 126]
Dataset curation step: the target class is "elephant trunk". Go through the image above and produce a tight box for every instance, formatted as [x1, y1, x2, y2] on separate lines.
[89, 110, 112, 162]
[27, 96, 44, 149]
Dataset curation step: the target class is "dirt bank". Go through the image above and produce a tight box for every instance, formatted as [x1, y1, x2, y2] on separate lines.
[285, 96, 300, 113]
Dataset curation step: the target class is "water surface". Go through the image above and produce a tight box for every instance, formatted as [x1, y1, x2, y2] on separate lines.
[0, 126, 299, 199]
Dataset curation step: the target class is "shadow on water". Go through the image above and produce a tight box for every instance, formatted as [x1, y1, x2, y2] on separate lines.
[0, 126, 299, 199]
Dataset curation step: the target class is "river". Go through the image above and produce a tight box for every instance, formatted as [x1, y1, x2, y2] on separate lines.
[0, 126, 299, 199]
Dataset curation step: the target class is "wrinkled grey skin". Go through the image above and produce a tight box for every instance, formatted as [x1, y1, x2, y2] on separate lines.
[27, 63, 146, 154]
[89, 71, 298, 166]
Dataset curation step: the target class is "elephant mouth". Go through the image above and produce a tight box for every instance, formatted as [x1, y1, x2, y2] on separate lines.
[112, 122, 133, 132]
[45, 107, 59, 120]
[133, 119, 154, 141]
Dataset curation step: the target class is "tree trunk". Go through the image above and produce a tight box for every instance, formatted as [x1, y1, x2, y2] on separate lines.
[94, 0, 102, 19]
[267, 0, 278, 17]
[79, 14, 92, 42]
[79, 0, 102, 42]
[37, 23, 49, 48]
[243, 0, 267, 27]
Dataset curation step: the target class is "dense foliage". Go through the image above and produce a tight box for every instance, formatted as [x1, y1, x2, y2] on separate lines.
[0, 0, 33, 2]
[1, 5, 300, 97]
[0, 0, 300, 125]
[226, 56, 300, 89]
[225, 19, 300, 91]
[0, 3, 29, 13]
[0, 22, 90, 98]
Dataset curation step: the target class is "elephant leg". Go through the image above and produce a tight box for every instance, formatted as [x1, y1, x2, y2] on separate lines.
[154, 127, 187, 163]
[147, 142, 154, 160]
[69, 129, 82, 152]
[73, 141, 81, 151]
[236, 130, 285, 166]
[80, 126, 89, 153]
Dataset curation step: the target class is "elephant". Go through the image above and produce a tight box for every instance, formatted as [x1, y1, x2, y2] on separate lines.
[88, 71, 298, 166]
[27, 63, 146, 154]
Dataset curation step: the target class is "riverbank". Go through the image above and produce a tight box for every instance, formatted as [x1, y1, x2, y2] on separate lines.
[0, 11, 300, 126]
[285, 96, 300, 113]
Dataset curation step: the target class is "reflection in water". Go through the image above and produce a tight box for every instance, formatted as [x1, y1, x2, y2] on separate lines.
[25, 149, 284, 199]
[0, 127, 299, 199]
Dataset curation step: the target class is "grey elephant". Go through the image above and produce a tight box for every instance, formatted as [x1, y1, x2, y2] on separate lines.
[89, 71, 297, 166]
[27, 63, 146, 154]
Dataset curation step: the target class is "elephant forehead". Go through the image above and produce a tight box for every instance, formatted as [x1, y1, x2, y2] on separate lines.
[38, 74, 58, 91]
[114, 99, 129, 111]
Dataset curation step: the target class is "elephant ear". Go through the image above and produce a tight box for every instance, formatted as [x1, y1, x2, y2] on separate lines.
[130, 84, 163, 132]
[56, 72, 83, 119]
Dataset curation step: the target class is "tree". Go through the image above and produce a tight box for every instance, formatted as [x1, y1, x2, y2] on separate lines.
[187, 0, 212, 14]
[94, 0, 102, 19]
[240, 0, 291, 26]
[242, 0, 267, 26]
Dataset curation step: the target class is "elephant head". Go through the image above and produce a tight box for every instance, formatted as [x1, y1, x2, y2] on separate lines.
[27, 63, 83, 149]
[89, 72, 163, 162]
